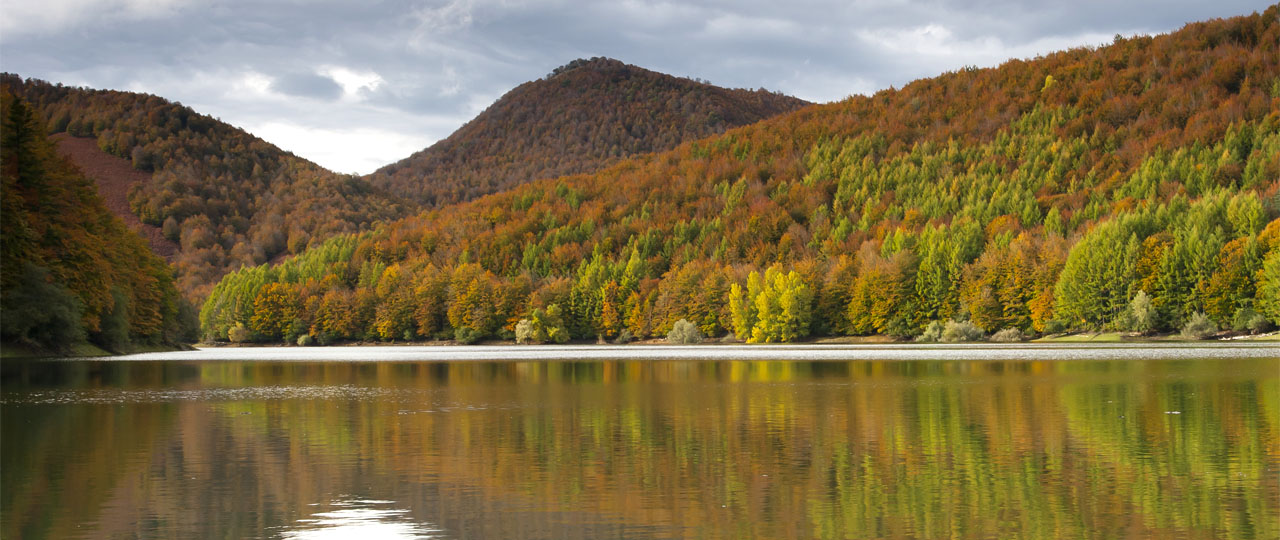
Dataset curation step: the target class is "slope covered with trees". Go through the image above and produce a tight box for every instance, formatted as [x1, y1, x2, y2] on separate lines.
[1, 92, 194, 352]
[204, 7, 1280, 344]
[366, 57, 809, 207]
[0, 75, 408, 300]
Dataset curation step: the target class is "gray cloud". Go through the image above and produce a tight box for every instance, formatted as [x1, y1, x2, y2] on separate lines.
[270, 72, 344, 100]
[0, 0, 1266, 173]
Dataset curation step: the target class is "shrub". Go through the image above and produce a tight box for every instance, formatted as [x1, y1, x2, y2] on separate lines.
[515, 319, 533, 344]
[285, 319, 309, 343]
[942, 320, 985, 342]
[1042, 319, 1068, 334]
[296, 334, 314, 346]
[989, 328, 1025, 342]
[1232, 307, 1272, 334]
[454, 326, 482, 345]
[614, 328, 634, 344]
[227, 323, 250, 343]
[1180, 312, 1218, 340]
[915, 321, 944, 342]
[667, 319, 704, 344]
[515, 306, 570, 344]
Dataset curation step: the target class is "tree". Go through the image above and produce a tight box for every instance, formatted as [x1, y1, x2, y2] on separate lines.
[1123, 290, 1157, 333]
[0, 263, 85, 351]
[521, 304, 570, 344]
[250, 282, 298, 341]
[749, 267, 814, 343]
[1054, 221, 1140, 329]
[1257, 250, 1280, 325]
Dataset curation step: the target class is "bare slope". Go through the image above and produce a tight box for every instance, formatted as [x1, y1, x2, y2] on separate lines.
[50, 133, 179, 259]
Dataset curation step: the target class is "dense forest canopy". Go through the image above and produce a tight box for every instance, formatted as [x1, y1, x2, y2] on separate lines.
[201, 7, 1280, 344]
[0, 74, 410, 301]
[0, 91, 194, 352]
[366, 57, 810, 208]
[2, 60, 807, 302]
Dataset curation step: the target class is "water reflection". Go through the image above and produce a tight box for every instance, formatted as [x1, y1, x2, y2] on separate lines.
[281, 498, 439, 540]
[1, 353, 1277, 540]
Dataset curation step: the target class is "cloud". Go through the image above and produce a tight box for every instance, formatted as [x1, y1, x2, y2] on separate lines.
[1, 0, 192, 36]
[269, 72, 344, 100]
[0, 0, 1267, 173]
[245, 122, 435, 175]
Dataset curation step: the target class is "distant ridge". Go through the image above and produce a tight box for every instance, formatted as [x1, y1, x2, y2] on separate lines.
[366, 57, 809, 207]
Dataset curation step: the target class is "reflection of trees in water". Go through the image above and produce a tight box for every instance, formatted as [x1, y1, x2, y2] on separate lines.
[2, 359, 1276, 539]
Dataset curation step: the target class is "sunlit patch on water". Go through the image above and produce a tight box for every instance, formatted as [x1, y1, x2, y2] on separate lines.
[280, 498, 440, 540]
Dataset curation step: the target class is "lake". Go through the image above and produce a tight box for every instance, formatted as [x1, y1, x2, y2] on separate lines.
[2, 344, 1277, 539]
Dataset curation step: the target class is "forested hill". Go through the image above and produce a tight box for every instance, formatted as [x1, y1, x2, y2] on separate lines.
[365, 57, 810, 207]
[1, 92, 194, 353]
[0, 75, 409, 300]
[206, 7, 1280, 345]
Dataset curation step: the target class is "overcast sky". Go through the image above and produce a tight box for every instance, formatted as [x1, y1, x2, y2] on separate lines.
[0, 0, 1264, 174]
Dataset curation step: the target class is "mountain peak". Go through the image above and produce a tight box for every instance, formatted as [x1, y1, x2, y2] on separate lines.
[368, 60, 808, 207]
[546, 57, 628, 78]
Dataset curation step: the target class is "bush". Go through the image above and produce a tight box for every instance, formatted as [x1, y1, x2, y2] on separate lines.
[515, 307, 570, 344]
[1042, 319, 1068, 334]
[515, 319, 533, 344]
[281, 319, 308, 344]
[614, 328, 634, 344]
[667, 319, 704, 344]
[227, 323, 250, 343]
[454, 326, 482, 345]
[942, 320, 985, 342]
[296, 334, 314, 346]
[915, 321, 944, 342]
[1232, 307, 1272, 334]
[1180, 312, 1218, 340]
[989, 328, 1025, 342]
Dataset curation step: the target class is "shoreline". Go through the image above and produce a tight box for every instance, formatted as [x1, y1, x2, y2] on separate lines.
[63, 340, 1280, 363]
[194, 330, 1280, 349]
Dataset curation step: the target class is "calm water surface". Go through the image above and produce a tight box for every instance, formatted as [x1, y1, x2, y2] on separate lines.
[2, 344, 1277, 539]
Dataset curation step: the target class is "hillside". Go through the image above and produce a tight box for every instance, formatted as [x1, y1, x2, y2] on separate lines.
[0, 75, 409, 300]
[49, 133, 179, 259]
[366, 57, 809, 207]
[1, 92, 193, 352]
[201, 7, 1278, 344]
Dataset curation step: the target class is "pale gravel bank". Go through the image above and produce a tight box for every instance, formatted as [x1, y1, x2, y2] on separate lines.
[94, 342, 1280, 363]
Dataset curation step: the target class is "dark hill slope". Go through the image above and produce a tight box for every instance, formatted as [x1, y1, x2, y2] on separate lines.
[202, 7, 1280, 346]
[1, 92, 191, 352]
[1, 75, 408, 299]
[366, 57, 809, 207]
